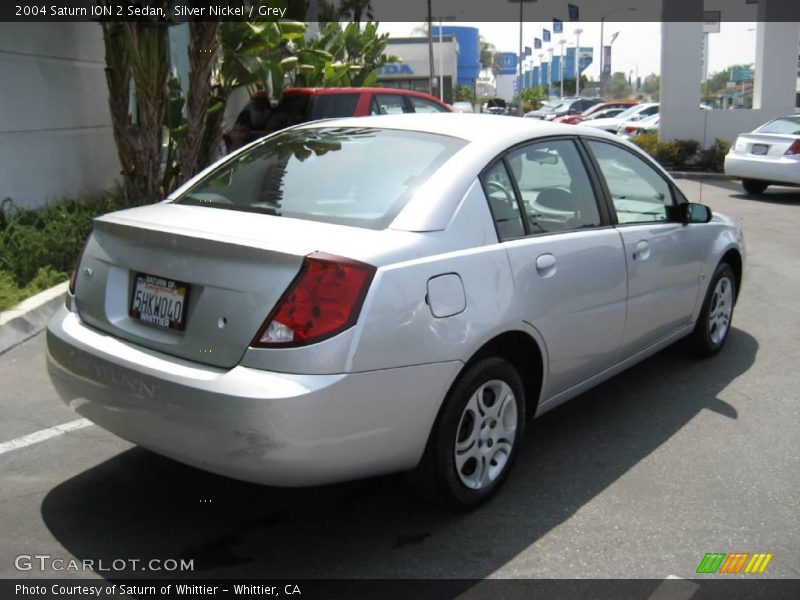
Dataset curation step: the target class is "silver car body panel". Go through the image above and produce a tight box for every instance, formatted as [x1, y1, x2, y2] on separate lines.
[47, 307, 461, 486]
[47, 113, 745, 487]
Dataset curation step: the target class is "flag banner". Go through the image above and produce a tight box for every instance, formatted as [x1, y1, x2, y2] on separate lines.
[525, 46, 532, 56]
[603, 45, 612, 76]
[543, 28, 551, 42]
[534, 38, 542, 49]
[553, 19, 563, 34]
[568, 4, 580, 21]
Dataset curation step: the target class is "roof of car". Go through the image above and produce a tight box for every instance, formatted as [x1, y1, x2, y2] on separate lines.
[284, 86, 445, 100]
[299, 113, 621, 146]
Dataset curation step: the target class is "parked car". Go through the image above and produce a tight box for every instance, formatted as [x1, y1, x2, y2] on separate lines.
[48, 114, 744, 509]
[554, 101, 638, 125]
[524, 97, 604, 120]
[484, 97, 508, 115]
[724, 115, 800, 194]
[451, 101, 475, 113]
[583, 102, 660, 133]
[224, 87, 451, 152]
[618, 114, 660, 139]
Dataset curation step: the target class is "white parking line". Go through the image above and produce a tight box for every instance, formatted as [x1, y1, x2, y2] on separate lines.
[0, 419, 93, 456]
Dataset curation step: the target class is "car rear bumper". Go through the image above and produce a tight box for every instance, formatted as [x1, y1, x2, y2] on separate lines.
[46, 306, 460, 486]
[724, 153, 800, 185]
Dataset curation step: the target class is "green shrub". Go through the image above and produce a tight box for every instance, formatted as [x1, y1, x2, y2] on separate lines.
[0, 187, 138, 311]
[698, 138, 731, 173]
[633, 132, 659, 157]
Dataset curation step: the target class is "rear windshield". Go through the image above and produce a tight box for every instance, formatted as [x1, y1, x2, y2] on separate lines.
[176, 127, 467, 229]
[755, 117, 800, 135]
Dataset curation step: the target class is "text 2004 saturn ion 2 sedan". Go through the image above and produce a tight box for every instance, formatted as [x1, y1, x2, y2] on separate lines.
[47, 114, 744, 508]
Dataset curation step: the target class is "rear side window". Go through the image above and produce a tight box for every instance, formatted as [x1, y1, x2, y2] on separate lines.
[372, 94, 408, 115]
[409, 97, 448, 113]
[482, 161, 525, 240]
[263, 94, 311, 131]
[309, 94, 360, 120]
[176, 127, 466, 230]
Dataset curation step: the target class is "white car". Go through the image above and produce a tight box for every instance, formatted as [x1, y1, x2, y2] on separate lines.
[584, 103, 660, 134]
[451, 101, 475, 113]
[724, 115, 800, 194]
[618, 114, 660, 140]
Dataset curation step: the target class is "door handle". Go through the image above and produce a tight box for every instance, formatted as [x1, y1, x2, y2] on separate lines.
[535, 253, 557, 277]
[632, 240, 651, 261]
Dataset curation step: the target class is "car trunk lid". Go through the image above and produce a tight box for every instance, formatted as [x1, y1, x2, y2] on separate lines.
[732, 133, 799, 157]
[74, 204, 326, 368]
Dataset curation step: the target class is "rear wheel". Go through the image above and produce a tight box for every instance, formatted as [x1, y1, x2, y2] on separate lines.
[742, 179, 768, 194]
[684, 263, 736, 357]
[409, 357, 525, 509]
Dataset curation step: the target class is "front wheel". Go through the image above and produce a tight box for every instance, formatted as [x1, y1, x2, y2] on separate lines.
[684, 263, 736, 357]
[409, 357, 525, 509]
[742, 179, 768, 194]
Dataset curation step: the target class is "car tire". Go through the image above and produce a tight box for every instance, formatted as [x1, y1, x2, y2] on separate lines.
[742, 179, 768, 194]
[409, 357, 525, 509]
[683, 263, 736, 357]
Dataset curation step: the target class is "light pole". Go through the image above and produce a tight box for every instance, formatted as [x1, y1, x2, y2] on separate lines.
[559, 39, 566, 98]
[538, 52, 544, 92]
[574, 28, 583, 96]
[599, 7, 636, 99]
[547, 47, 554, 98]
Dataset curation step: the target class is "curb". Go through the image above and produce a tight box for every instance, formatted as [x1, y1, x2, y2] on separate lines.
[668, 171, 732, 180]
[0, 281, 68, 355]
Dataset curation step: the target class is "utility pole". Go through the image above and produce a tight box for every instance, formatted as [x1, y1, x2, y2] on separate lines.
[427, 0, 435, 95]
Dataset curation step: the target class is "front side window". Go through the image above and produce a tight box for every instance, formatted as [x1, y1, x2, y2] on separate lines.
[409, 97, 448, 113]
[586, 140, 673, 224]
[176, 127, 466, 230]
[506, 139, 602, 234]
[482, 161, 525, 240]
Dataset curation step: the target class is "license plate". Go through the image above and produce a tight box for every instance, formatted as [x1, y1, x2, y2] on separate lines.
[751, 144, 769, 155]
[130, 273, 189, 331]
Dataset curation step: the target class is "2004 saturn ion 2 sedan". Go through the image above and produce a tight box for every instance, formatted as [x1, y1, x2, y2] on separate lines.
[47, 114, 744, 508]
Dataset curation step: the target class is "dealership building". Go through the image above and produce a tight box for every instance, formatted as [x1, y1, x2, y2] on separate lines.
[376, 26, 482, 103]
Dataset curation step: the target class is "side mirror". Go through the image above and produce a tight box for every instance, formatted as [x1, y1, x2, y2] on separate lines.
[679, 202, 713, 224]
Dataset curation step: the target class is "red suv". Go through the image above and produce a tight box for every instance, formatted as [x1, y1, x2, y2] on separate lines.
[224, 87, 452, 152]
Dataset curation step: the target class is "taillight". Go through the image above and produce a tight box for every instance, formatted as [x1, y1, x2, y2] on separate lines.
[624, 126, 638, 133]
[785, 140, 800, 156]
[68, 237, 90, 295]
[252, 252, 375, 348]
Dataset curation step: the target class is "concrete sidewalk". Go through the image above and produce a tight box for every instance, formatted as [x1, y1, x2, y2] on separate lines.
[0, 281, 67, 355]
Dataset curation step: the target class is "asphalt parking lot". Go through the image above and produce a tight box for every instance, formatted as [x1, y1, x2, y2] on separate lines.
[0, 177, 798, 583]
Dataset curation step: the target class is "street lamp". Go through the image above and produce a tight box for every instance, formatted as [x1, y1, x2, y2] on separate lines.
[574, 28, 583, 96]
[558, 39, 566, 97]
[600, 7, 636, 98]
[509, 0, 537, 109]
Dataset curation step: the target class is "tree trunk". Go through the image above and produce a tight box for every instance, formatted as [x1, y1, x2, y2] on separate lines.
[100, 20, 169, 203]
[179, 21, 220, 185]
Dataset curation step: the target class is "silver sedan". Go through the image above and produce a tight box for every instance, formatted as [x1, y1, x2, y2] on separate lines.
[46, 114, 745, 508]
